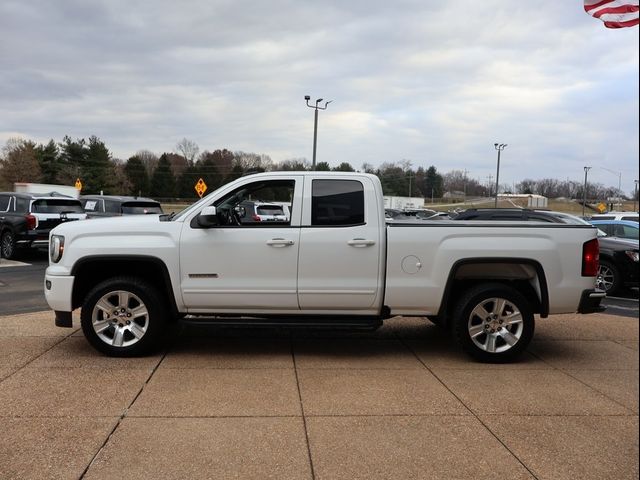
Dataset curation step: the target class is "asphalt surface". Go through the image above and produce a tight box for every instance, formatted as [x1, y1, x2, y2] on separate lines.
[0, 310, 637, 479]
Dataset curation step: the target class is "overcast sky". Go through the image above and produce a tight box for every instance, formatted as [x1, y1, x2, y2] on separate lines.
[1, 0, 638, 193]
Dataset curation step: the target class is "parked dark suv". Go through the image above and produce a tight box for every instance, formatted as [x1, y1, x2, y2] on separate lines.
[80, 195, 163, 218]
[0, 192, 86, 259]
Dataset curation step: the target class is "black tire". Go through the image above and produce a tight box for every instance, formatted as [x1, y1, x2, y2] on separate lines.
[597, 260, 620, 296]
[453, 283, 535, 363]
[1, 230, 16, 259]
[81, 276, 168, 357]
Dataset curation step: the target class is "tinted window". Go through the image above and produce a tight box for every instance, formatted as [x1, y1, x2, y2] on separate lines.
[621, 225, 639, 240]
[121, 202, 163, 214]
[104, 201, 121, 214]
[312, 180, 364, 226]
[592, 216, 613, 220]
[16, 198, 29, 213]
[82, 199, 103, 212]
[621, 216, 639, 222]
[31, 199, 84, 213]
[0, 195, 9, 211]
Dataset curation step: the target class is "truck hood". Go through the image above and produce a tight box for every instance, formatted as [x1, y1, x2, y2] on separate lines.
[50, 214, 164, 238]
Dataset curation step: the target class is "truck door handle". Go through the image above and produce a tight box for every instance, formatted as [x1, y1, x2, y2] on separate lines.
[266, 238, 295, 247]
[347, 238, 376, 247]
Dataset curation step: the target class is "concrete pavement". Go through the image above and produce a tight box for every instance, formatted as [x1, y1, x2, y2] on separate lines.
[0, 311, 637, 479]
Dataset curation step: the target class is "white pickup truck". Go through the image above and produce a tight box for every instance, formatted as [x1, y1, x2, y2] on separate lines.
[44, 172, 604, 362]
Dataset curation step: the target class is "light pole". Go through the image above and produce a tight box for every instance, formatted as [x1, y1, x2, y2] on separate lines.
[305, 95, 332, 169]
[494, 143, 507, 207]
[582, 166, 592, 217]
[601, 167, 622, 209]
[634, 180, 638, 213]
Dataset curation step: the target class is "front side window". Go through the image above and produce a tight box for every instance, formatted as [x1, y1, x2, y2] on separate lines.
[311, 180, 364, 226]
[213, 180, 294, 226]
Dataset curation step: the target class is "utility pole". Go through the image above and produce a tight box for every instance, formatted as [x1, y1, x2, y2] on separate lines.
[408, 171, 413, 198]
[494, 143, 507, 208]
[634, 180, 638, 213]
[304, 96, 332, 169]
[582, 166, 592, 217]
[463, 169, 468, 203]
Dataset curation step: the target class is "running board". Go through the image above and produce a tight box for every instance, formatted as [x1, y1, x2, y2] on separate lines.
[180, 315, 383, 330]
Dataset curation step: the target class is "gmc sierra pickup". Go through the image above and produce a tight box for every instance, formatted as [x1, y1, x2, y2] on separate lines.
[44, 172, 604, 361]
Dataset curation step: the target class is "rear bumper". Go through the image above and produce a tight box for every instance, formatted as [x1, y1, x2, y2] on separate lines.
[577, 289, 606, 314]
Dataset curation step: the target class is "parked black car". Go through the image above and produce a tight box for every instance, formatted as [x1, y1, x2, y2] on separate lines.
[0, 192, 86, 259]
[596, 236, 639, 295]
[80, 195, 163, 218]
[452, 208, 639, 295]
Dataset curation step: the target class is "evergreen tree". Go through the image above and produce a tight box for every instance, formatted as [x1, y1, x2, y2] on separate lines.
[35, 139, 60, 184]
[423, 166, 444, 199]
[58, 136, 86, 186]
[333, 162, 355, 172]
[315, 161, 331, 171]
[150, 154, 176, 197]
[85, 136, 116, 194]
[124, 156, 150, 196]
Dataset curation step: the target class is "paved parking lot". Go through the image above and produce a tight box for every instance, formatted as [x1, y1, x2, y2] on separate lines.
[0, 311, 637, 480]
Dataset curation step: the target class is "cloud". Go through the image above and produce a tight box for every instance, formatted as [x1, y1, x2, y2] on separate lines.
[0, 0, 638, 193]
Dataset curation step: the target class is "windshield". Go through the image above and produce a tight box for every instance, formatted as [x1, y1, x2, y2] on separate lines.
[31, 199, 84, 214]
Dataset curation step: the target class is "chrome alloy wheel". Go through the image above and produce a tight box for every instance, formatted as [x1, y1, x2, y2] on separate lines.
[91, 290, 149, 348]
[596, 265, 615, 292]
[467, 297, 524, 354]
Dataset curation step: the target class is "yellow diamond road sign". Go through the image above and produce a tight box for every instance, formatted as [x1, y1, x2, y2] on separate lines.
[195, 178, 208, 198]
[75, 178, 82, 190]
[597, 203, 607, 213]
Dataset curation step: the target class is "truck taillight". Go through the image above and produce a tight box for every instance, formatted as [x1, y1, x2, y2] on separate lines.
[252, 214, 261, 221]
[582, 238, 599, 277]
[25, 214, 37, 230]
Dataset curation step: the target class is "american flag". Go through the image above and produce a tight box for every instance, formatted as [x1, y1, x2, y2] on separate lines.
[584, 0, 639, 28]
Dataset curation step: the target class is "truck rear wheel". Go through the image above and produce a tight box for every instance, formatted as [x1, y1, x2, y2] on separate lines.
[80, 277, 168, 357]
[453, 283, 534, 363]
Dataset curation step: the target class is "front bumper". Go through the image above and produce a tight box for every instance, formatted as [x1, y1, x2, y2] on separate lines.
[577, 289, 606, 314]
[44, 273, 75, 313]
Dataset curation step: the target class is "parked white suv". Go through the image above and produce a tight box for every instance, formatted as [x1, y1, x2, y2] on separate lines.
[238, 201, 288, 223]
[590, 212, 638, 222]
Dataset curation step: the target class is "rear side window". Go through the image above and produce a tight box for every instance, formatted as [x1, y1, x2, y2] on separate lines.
[121, 202, 163, 214]
[592, 216, 613, 220]
[31, 199, 84, 213]
[16, 198, 29, 213]
[82, 199, 102, 212]
[621, 216, 639, 222]
[311, 180, 364, 226]
[0, 195, 10, 211]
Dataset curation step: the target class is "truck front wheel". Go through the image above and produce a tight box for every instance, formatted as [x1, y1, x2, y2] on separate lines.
[453, 283, 534, 363]
[80, 277, 168, 357]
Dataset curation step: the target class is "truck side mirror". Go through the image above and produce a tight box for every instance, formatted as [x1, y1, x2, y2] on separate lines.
[195, 205, 219, 228]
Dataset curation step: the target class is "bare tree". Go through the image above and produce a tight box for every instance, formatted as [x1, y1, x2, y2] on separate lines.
[175, 138, 199, 165]
[135, 150, 159, 176]
[0, 137, 42, 187]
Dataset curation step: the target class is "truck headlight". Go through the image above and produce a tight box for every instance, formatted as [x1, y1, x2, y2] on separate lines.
[50, 235, 65, 263]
